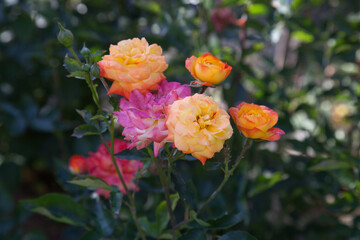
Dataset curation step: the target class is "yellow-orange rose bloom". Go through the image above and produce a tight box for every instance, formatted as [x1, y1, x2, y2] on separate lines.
[98, 38, 168, 99]
[229, 102, 285, 141]
[185, 53, 232, 86]
[166, 94, 233, 165]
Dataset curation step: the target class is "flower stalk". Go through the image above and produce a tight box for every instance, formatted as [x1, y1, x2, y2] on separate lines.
[147, 147, 177, 240]
[82, 54, 146, 240]
[175, 138, 251, 229]
[101, 119, 146, 240]
[198, 138, 251, 213]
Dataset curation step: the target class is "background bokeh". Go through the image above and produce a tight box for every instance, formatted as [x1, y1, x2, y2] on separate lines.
[1, 0, 360, 239]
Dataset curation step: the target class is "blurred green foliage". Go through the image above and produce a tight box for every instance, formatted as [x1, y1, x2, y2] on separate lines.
[0, 0, 360, 239]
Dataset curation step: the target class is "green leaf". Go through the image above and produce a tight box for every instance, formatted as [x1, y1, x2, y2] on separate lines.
[155, 193, 180, 234]
[309, 160, 352, 172]
[22, 231, 47, 240]
[158, 230, 179, 239]
[170, 193, 180, 210]
[80, 230, 103, 240]
[110, 191, 122, 215]
[134, 0, 161, 14]
[21, 193, 88, 227]
[76, 109, 93, 124]
[291, 30, 314, 43]
[156, 201, 169, 233]
[90, 50, 106, 63]
[339, 63, 360, 75]
[173, 176, 198, 208]
[67, 71, 87, 80]
[219, 231, 257, 240]
[68, 176, 111, 191]
[248, 172, 286, 197]
[220, 0, 248, 7]
[136, 159, 152, 178]
[138, 217, 158, 238]
[205, 162, 222, 171]
[95, 200, 114, 236]
[90, 111, 110, 121]
[0, 185, 14, 214]
[248, 4, 269, 15]
[190, 210, 211, 227]
[190, 212, 244, 229]
[114, 149, 148, 160]
[109, 97, 120, 110]
[179, 229, 206, 240]
[206, 212, 244, 229]
[64, 56, 82, 73]
[72, 124, 100, 138]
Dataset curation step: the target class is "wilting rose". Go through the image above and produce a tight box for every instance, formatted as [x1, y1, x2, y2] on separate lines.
[115, 80, 190, 157]
[98, 38, 168, 99]
[166, 94, 233, 165]
[86, 139, 143, 197]
[229, 102, 285, 141]
[68, 155, 87, 174]
[185, 53, 232, 86]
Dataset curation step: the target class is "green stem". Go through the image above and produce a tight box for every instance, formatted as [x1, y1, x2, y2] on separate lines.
[85, 73, 101, 109]
[196, 175, 229, 215]
[197, 138, 251, 214]
[174, 138, 251, 230]
[101, 120, 146, 240]
[147, 147, 177, 240]
[100, 77, 110, 92]
[229, 138, 251, 176]
[70, 42, 144, 238]
[79, 53, 145, 239]
[69, 47, 81, 63]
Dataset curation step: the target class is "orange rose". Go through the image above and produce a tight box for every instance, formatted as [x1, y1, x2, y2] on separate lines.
[229, 102, 285, 141]
[69, 155, 87, 174]
[185, 53, 232, 86]
[166, 94, 233, 165]
[98, 38, 168, 99]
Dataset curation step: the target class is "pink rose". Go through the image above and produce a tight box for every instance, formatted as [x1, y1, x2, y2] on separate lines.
[86, 139, 143, 197]
[115, 80, 191, 157]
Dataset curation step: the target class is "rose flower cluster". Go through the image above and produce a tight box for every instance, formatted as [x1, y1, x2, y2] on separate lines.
[69, 37, 284, 194]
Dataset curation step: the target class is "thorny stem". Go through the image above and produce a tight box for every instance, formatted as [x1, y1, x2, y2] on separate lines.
[147, 147, 177, 240]
[175, 138, 251, 229]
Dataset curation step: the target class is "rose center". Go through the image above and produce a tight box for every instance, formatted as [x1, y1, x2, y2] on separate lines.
[203, 60, 221, 69]
[245, 112, 267, 125]
[196, 114, 212, 129]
